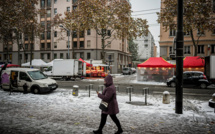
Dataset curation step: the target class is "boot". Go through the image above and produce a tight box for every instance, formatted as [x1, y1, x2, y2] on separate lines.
[93, 129, 103, 134]
[115, 128, 123, 134]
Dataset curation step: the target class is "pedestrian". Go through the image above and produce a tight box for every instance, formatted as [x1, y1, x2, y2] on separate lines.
[23, 83, 28, 94]
[93, 75, 123, 134]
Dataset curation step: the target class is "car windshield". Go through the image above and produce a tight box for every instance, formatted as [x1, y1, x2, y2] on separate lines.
[27, 71, 47, 80]
[123, 68, 129, 70]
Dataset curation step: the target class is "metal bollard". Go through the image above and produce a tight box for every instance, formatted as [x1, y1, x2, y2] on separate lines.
[115, 85, 119, 92]
[85, 85, 88, 91]
[127, 86, 132, 102]
[143, 87, 149, 105]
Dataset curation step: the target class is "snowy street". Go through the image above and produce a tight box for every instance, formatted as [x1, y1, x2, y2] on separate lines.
[0, 88, 215, 134]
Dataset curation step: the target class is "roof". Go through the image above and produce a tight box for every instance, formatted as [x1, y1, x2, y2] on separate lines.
[5, 68, 39, 72]
[137, 57, 175, 68]
[183, 56, 205, 68]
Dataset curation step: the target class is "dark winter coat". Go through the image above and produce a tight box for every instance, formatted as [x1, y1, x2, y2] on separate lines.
[98, 75, 119, 115]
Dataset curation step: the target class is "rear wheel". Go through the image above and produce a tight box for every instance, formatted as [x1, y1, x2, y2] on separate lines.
[200, 83, 207, 89]
[170, 82, 176, 87]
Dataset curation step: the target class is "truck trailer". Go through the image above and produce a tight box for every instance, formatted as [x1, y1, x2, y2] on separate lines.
[205, 55, 215, 84]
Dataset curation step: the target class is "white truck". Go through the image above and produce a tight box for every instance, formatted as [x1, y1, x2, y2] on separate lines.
[43, 59, 86, 80]
[1, 68, 58, 94]
[205, 55, 215, 84]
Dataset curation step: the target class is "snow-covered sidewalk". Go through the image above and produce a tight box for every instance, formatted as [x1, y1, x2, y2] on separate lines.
[0, 88, 214, 134]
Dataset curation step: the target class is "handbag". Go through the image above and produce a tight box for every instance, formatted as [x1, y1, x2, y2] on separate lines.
[99, 94, 114, 111]
[99, 101, 109, 111]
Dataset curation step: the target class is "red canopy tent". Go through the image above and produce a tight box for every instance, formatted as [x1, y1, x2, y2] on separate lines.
[1, 64, 20, 68]
[79, 58, 92, 67]
[137, 57, 175, 68]
[183, 56, 205, 68]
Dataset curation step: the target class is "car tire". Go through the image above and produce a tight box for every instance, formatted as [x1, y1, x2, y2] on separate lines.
[33, 87, 40, 94]
[170, 82, 176, 87]
[200, 83, 207, 89]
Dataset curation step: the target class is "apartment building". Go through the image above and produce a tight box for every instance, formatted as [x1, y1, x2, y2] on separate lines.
[134, 31, 155, 61]
[159, 1, 215, 60]
[0, 0, 131, 74]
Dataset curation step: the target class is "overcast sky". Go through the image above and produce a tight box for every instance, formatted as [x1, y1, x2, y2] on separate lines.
[130, 0, 161, 52]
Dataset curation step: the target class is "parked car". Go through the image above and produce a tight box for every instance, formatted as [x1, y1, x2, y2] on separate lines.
[1, 68, 58, 94]
[131, 68, 136, 74]
[122, 67, 132, 75]
[167, 71, 210, 89]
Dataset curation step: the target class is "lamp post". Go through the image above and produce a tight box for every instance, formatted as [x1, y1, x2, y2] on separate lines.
[59, 25, 70, 59]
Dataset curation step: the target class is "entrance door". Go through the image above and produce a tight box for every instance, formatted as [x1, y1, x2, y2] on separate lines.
[18, 71, 32, 92]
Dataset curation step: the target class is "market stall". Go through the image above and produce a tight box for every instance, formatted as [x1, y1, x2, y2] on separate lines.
[183, 56, 204, 72]
[137, 57, 175, 82]
[83, 59, 108, 77]
[21, 59, 50, 67]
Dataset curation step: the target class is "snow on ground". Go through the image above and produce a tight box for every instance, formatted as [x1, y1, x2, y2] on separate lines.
[0, 88, 215, 134]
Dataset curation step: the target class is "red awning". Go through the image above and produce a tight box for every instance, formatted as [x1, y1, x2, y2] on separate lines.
[137, 57, 175, 68]
[183, 56, 204, 68]
[1, 64, 20, 68]
[79, 58, 92, 67]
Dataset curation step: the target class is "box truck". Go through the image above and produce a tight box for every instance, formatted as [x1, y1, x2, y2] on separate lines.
[43, 59, 86, 80]
[205, 55, 215, 84]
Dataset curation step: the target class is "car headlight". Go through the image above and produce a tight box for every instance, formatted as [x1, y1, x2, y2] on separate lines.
[43, 83, 49, 87]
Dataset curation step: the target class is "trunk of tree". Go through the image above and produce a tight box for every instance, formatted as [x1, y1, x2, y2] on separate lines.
[30, 25, 33, 67]
[16, 32, 21, 66]
[190, 29, 197, 56]
[101, 37, 105, 64]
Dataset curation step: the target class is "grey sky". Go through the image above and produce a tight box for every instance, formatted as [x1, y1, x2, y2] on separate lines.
[130, 0, 161, 49]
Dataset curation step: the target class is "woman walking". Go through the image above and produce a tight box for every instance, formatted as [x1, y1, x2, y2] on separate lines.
[93, 75, 123, 134]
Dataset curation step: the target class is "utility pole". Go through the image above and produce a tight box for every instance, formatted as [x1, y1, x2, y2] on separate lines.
[175, 0, 184, 114]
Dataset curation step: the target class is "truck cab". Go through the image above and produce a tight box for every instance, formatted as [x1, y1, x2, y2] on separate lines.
[1, 68, 58, 94]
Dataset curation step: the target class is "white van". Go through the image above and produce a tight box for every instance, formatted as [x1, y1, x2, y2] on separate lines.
[1, 68, 58, 94]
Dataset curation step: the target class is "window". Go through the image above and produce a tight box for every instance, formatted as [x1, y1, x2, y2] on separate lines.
[54, 31, 57, 37]
[41, 14, 45, 19]
[184, 31, 190, 36]
[87, 53, 91, 59]
[25, 54, 28, 60]
[54, 8, 57, 15]
[47, 0, 51, 7]
[73, 0, 77, 3]
[213, 0, 215, 13]
[80, 41, 84, 48]
[87, 29, 91, 35]
[54, 0, 57, 4]
[107, 41, 111, 48]
[47, 10, 51, 17]
[107, 30, 111, 36]
[67, 7, 70, 12]
[41, 53, 44, 59]
[184, 46, 190, 54]
[24, 34, 28, 41]
[47, 31, 51, 39]
[67, 0, 70, 2]
[197, 28, 205, 35]
[54, 42, 57, 48]
[20, 72, 30, 80]
[9, 54, 12, 60]
[19, 54, 22, 60]
[41, 32, 45, 40]
[60, 53, 64, 59]
[41, 0, 45, 8]
[144, 39, 148, 43]
[87, 40, 91, 48]
[73, 42, 77, 48]
[47, 43, 51, 48]
[80, 52, 84, 59]
[211, 45, 215, 53]
[67, 41, 70, 48]
[73, 31, 77, 37]
[0, 54, 1, 60]
[41, 21, 45, 28]
[145, 44, 148, 47]
[212, 29, 215, 34]
[47, 21, 51, 29]
[169, 28, 176, 36]
[25, 44, 28, 49]
[41, 43, 45, 48]
[198, 45, 204, 54]
[73, 6, 77, 10]
[80, 31, 84, 38]
[47, 53, 50, 59]
[54, 53, 57, 59]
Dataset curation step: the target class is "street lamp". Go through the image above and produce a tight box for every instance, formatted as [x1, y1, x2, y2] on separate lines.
[59, 25, 70, 59]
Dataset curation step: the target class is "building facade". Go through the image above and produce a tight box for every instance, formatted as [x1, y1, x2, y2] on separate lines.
[159, 1, 215, 60]
[0, 0, 132, 74]
[134, 31, 155, 61]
